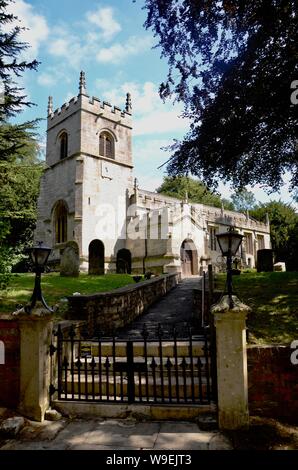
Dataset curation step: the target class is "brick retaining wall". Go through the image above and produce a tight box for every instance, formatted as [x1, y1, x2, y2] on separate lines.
[247, 345, 298, 423]
[0, 317, 20, 408]
[67, 273, 181, 335]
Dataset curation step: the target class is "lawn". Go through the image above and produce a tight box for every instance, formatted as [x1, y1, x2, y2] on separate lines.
[214, 271, 298, 345]
[0, 273, 135, 315]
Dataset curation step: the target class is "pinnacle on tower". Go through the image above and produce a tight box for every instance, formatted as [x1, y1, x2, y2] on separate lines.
[79, 71, 87, 95]
[125, 92, 132, 113]
[47, 96, 53, 115]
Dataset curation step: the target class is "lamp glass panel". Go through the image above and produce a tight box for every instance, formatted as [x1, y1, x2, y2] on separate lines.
[35, 248, 50, 266]
[230, 235, 243, 255]
[217, 234, 230, 256]
[216, 232, 243, 256]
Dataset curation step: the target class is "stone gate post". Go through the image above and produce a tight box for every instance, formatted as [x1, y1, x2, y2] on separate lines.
[16, 309, 53, 422]
[211, 295, 251, 430]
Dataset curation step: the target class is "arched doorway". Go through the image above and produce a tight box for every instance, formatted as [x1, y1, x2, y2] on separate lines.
[116, 249, 132, 274]
[180, 239, 199, 276]
[88, 240, 104, 275]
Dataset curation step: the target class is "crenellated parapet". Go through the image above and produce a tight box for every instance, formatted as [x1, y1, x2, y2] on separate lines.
[47, 71, 132, 131]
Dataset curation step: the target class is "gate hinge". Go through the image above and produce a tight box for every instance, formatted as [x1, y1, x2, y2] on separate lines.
[49, 343, 57, 356]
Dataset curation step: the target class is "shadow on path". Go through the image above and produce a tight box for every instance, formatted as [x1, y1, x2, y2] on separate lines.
[116, 276, 202, 339]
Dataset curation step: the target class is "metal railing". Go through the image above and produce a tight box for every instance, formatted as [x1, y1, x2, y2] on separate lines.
[52, 323, 216, 405]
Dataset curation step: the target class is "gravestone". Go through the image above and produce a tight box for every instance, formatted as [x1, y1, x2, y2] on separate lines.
[257, 249, 274, 272]
[60, 241, 80, 277]
[274, 262, 286, 272]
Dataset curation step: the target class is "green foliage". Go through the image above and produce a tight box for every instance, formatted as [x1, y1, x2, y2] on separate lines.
[0, 128, 43, 272]
[215, 271, 298, 345]
[143, 0, 297, 192]
[0, 273, 135, 315]
[0, 0, 39, 121]
[251, 201, 298, 270]
[0, 246, 12, 289]
[156, 176, 226, 208]
[0, 1, 42, 279]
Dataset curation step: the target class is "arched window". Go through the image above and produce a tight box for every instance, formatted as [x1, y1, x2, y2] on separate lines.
[54, 201, 68, 244]
[99, 132, 115, 159]
[60, 132, 68, 160]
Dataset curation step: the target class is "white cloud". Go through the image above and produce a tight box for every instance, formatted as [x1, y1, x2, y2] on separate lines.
[37, 73, 57, 87]
[134, 110, 188, 136]
[96, 36, 153, 64]
[86, 6, 121, 42]
[101, 81, 189, 136]
[133, 139, 171, 191]
[6, 0, 49, 59]
[37, 67, 72, 88]
[48, 38, 71, 57]
[47, 27, 87, 68]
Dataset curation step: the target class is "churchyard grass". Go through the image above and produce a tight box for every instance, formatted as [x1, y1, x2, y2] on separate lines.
[215, 271, 298, 345]
[0, 273, 135, 315]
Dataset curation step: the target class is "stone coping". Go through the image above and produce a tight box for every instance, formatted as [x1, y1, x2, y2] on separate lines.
[66, 273, 179, 301]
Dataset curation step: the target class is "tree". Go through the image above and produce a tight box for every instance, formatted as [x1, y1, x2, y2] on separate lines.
[0, 128, 43, 275]
[0, 0, 39, 160]
[231, 189, 257, 212]
[142, 1, 297, 193]
[251, 201, 298, 270]
[0, 0, 41, 279]
[156, 176, 234, 209]
[0, 0, 39, 117]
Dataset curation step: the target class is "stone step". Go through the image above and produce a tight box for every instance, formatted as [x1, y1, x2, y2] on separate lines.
[74, 340, 207, 358]
[61, 376, 211, 400]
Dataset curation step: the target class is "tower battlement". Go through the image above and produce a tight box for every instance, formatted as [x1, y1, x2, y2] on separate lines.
[46, 71, 133, 168]
[47, 71, 132, 130]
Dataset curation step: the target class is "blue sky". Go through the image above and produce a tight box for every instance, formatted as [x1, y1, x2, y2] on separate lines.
[10, 0, 297, 207]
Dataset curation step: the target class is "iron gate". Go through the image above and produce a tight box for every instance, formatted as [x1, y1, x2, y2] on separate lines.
[51, 324, 216, 405]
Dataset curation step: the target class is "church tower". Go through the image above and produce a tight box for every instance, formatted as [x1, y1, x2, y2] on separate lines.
[35, 72, 133, 272]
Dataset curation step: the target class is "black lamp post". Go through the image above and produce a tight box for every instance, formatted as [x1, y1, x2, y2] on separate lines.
[27, 241, 53, 312]
[216, 226, 244, 308]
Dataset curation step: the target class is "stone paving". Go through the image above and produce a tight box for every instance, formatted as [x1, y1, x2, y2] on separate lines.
[0, 418, 232, 450]
[116, 277, 202, 339]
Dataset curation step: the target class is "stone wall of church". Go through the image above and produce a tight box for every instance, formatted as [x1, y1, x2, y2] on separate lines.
[80, 96, 132, 167]
[35, 157, 78, 255]
[47, 98, 81, 167]
[80, 155, 134, 272]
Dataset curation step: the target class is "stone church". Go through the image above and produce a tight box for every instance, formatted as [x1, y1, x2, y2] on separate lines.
[35, 72, 271, 276]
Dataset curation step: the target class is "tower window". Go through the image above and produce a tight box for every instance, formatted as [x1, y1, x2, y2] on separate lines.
[54, 201, 68, 244]
[99, 132, 115, 159]
[60, 132, 68, 160]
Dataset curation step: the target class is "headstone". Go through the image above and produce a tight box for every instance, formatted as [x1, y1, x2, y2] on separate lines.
[60, 241, 80, 277]
[257, 249, 274, 272]
[274, 262, 286, 272]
